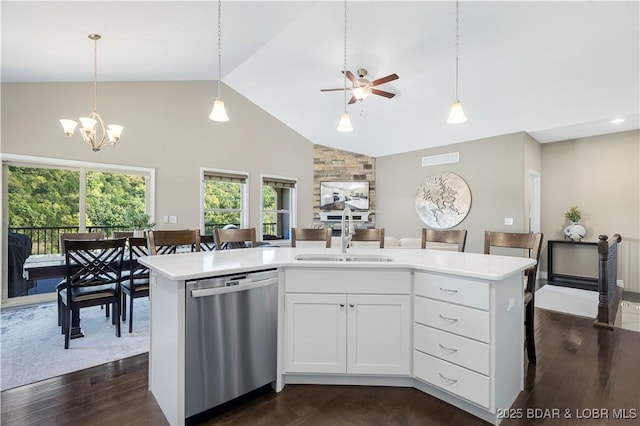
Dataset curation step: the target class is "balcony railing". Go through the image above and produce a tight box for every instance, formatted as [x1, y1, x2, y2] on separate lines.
[10, 223, 280, 255]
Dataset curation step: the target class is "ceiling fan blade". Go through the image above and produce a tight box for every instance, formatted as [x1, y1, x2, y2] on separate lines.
[370, 73, 399, 87]
[321, 88, 347, 92]
[371, 88, 396, 98]
[348, 95, 357, 104]
[342, 70, 358, 85]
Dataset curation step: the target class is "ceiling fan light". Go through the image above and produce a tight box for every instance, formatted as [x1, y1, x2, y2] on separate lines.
[337, 111, 354, 132]
[447, 100, 467, 124]
[352, 86, 371, 101]
[60, 119, 78, 137]
[209, 99, 230, 122]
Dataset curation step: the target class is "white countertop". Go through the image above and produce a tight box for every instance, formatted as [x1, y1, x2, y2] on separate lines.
[137, 247, 536, 282]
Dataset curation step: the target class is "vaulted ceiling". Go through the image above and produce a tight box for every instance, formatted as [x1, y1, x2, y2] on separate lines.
[2, 1, 638, 157]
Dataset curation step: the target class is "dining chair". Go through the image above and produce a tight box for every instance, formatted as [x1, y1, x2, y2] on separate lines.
[147, 229, 201, 255]
[199, 234, 216, 251]
[57, 232, 106, 326]
[121, 237, 150, 333]
[421, 228, 467, 252]
[58, 232, 105, 254]
[291, 228, 332, 248]
[59, 238, 126, 349]
[484, 231, 543, 363]
[214, 227, 257, 250]
[350, 228, 385, 248]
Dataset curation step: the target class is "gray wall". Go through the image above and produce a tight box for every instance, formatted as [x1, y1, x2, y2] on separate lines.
[540, 130, 639, 292]
[376, 132, 535, 254]
[1, 81, 315, 234]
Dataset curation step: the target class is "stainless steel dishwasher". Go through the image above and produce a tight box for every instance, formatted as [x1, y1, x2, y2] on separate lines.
[185, 269, 278, 418]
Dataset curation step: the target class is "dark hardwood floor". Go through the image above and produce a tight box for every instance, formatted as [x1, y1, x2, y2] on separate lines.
[2, 308, 638, 426]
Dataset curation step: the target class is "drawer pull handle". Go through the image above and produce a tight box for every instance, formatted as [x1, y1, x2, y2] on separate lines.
[439, 314, 459, 325]
[349, 304, 355, 308]
[439, 287, 458, 296]
[438, 373, 458, 386]
[339, 304, 345, 308]
[438, 344, 458, 355]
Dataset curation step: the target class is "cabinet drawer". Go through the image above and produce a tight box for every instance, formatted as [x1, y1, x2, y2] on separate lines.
[414, 351, 490, 408]
[414, 323, 490, 376]
[414, 297, 490, 343]
[414, 273, 489, 310]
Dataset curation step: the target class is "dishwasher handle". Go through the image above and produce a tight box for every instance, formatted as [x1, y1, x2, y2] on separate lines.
[191, 277, 278, 298]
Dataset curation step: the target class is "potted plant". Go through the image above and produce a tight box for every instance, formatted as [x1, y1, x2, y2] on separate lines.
[563, 206, 586, 241]
[125, 211, 156, 237]
[564, 205, 581, 223]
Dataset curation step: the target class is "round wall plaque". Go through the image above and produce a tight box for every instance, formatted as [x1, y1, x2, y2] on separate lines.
[415, 171, 471, 229]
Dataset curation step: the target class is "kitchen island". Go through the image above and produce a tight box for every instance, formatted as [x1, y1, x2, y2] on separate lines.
[138, 246, 535, 425]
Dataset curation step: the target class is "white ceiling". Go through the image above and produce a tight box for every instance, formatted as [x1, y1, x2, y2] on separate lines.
[2, 0, 639, 157]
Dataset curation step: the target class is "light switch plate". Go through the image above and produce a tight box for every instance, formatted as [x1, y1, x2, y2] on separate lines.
[169, 215, 177, 224]
[504, 217, 514, 225]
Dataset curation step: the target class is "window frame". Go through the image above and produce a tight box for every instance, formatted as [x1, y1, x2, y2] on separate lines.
[260, 174, 297, 242]
[200, 167, 249, 235]
[1, 153, 155, 307]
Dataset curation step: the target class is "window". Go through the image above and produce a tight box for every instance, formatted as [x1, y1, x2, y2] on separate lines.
[2, 154, 154, 302]
[261, 175, 296, 241]
[201, 168, 248, 235]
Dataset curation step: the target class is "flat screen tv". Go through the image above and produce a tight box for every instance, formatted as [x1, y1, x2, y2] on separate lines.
[320, 181, 369, 211]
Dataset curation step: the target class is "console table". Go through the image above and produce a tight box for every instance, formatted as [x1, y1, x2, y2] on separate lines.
[547, 239, 598, 290]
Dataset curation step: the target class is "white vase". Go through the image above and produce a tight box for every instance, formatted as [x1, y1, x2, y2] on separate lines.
[564, 222, 586, 241]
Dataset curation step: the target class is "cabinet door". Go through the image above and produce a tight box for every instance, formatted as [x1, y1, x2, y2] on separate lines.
[285, 293, 347, 373]
[347, 294, 410, 375]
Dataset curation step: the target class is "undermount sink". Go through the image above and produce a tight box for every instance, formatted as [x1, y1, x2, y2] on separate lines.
[294, 253, 394, 262]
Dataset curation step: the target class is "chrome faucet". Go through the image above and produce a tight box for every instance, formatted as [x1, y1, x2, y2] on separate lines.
[341, 207, 355, 253]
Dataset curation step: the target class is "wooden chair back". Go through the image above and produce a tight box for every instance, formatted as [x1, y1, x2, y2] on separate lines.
[484, 230, 543, 364]
[214, 228, 257, 250]
[126, 237, 150, 280]
[422, 229, 467, 252]
[61, 238, 126, 348]
[147, 229, 201, 255]
[291, 228, 332, 248]
[113, 231, 134, 238]
[350, 228, 385, 248]
[59, 232, 105, 254]
[200, 234, 216, 251]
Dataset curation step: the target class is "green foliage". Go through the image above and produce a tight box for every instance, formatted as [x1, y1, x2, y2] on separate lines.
[203, 181, 242, 227]
[564, 205, 581, 222]
[125, 210, 156, 230]
[7, 166, 79, 227]
[8, 166, 147, 228]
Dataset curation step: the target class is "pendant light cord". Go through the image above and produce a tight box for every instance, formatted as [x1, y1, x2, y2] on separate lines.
[454, 0, 460, 100]
[93, 36, 98, 112]
[217, 0, 222, 98]
[343, 0, 348, 112]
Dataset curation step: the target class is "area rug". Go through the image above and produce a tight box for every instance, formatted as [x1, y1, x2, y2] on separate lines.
[535, 284, 598, 318]
[0, 299, 149, 391]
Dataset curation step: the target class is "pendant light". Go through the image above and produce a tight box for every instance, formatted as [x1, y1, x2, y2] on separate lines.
[60, 34, 123, 152]
[336, 0, 353, 132]
[446, 0, 468, 124]
[209, 0, 230, 122]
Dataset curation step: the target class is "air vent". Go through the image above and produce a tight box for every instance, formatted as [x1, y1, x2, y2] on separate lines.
[422, 152, 459, 167]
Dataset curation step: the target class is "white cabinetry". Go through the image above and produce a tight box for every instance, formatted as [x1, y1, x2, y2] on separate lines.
[413, 271, 523, 415]
[284, 269, 411, 376]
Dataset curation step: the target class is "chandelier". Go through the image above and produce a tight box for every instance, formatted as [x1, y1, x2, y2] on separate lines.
[60, 34, 123, 152]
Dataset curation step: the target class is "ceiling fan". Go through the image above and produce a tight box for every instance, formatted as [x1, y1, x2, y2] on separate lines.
[321, 68, 399, 104]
